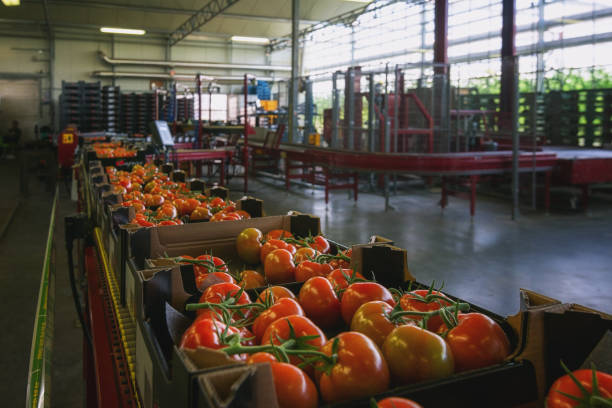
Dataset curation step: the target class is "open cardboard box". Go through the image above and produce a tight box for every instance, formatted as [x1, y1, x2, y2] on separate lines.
[131, 236, 544, 408]
[506, 290, 612, 407]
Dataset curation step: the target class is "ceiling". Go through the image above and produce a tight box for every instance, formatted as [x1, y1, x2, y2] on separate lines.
[0, 0, 372, 43]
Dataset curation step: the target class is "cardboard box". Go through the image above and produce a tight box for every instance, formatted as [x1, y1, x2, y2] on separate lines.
[134, 264, 537, 408]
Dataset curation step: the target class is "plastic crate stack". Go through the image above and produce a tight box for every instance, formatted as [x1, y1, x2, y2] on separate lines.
[121, 93, 136, 134]
[102, 86, 120, 133]
[604, 91, 612, 146]
[59, 81, 102, 132]
[135, 93, 156, 135]
[545, 91, 580, 146]
[176, 97, 194, 122]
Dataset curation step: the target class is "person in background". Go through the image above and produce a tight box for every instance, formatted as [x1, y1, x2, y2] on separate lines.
[5, 120, 21, 159]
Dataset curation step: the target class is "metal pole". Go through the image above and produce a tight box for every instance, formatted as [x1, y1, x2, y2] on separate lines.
[434, 0, 449, 152]
[196, 74, 202, 148]
[347, 67, 355, 150]
[384, 94, 391, 210]
[512, 56, 520, 220]
[331, 72, 339, 148]
[243, 74, 249, 193]
[368, 73, 375, 153]
[288, 0, 299, 143]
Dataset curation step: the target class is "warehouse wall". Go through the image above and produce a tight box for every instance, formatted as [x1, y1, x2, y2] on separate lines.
[0, 34, 268, 137]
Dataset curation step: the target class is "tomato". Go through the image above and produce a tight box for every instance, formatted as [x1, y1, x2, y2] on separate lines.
[183, 198, 200, 214]
[234, 210, 251, 220]
[145, 193, 165, 207]
[329, 248, 352, 269]
[262, 315, 326, 371]
[158, 220, 179, 226]
[294, 261, 333, 282]
[340, 282, 395, 324]
[239, 326, 256, 347]
[179, 318, 242, 360]
[246, 352, 277, 364]
[294, 247, 319, 264]
[264, 249, 296, 284]
[350, 301, 401, 348]
[193, 255, 227, 275]
[265, 229, 294, 241]
[327, 268, 364, 292]
[210, 212, 242, 222]
[155, 204, 177, 220]
[236, 228, 263, 264]
[239, 270, 266, 289]
[195, 272, 236, 291]
[173, 198, 188, 215]
[298, 277, 341, 328]
[190, 206, 211, 221]
[252, 298, 304, 343]
[382, 324, 454, 384]
[309, 235, 330, 254]
[261, 239, 297, 264]
[209, 197, 225, 208]
[134, 218, 155, 227]
[377, 397, 423, 408]
[439, 313, 510, 372]
[256, 286, 297, 304]
[198, 282, 251, 320]
[317, 331, 390, 403]
[547, 368, 612, 408]
[269, 362, 318, 408]
[400, 289, 453, 332]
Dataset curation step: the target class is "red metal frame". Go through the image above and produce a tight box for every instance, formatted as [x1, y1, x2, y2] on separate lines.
[147, 149, 232, 185]
[84, 246, 139, 407]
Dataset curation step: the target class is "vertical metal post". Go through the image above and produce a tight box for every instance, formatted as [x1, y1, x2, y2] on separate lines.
[304, 79, 314, 136]
[331, 72, 339, 148]
[288, 0, 299, 143]
[500, 0, 517, 129]
[243, 74, 249, 193]
[346, 68, 355, 150]
[196, 74, 202, 148]
[393, 65, 400, 153]
[512, 56, 520, 220]
[368, 73, 375, 153]
[433, 0, 449, 152]
[384, 94, 391, 210]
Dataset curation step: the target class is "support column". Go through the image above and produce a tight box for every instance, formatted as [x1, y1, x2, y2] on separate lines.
[288, 0, 299, 143]
[500, 0, 517, 130]
[433, 0, 449, 152]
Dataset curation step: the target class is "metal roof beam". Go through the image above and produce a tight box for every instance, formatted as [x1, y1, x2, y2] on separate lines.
[169, 0, 240, 47]
[24, 0, 319, 24]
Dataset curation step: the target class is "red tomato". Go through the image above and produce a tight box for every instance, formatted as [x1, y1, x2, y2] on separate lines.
[234, 210, 251, 220]
[340, 282, 395, 324]
[309, 235, 330, 254]
[261, 239, 297, 264]
[179, 318, 242, 360]
[256, 286, 297, 304]
[400, 289, 453, 332]
[269, 362, 318, 408]
[252, 298, 304, 343]
[261, 315, 326, 369]
[158, 220, 179, 226]
[198, 282, 251, 320]
[439, 313, 510, 372]
[155, 204, 178, 220]
[193, 255, 227, 276]
[246, 352, 277, 364]
[546, 368, 612, 408]
[190, 206, 212, 221]
[317, 331, 390, 403]
[294, 261, 333, 282]
[377, 397, 423, 408]
[265, 229, 294, 241]
[264, 249, 296, 284]
[209, 197, 225, 208]
[298, 277, 341, 328]
[382, 324, 454, 384]
[327, 268, 364, 292]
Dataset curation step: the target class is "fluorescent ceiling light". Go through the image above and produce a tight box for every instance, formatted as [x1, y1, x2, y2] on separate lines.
[100, 27, 146, 35]
[230, 36, 269, 44]
[343, 0, 371, 3]
[2, 0, 21, 6]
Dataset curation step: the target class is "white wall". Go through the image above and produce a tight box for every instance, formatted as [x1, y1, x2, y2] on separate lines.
[0, 34, 269, 131]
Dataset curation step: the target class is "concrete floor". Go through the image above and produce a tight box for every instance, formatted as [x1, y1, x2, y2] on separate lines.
[1, 163, 610, 407]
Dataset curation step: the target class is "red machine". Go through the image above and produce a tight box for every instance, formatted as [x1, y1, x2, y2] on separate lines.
[58, 125, 79, 168]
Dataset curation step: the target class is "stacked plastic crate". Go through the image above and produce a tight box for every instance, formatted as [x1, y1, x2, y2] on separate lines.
[59, 81, 103, 132]
[102, 86, 120, 133]
[121, 93, 136, 134]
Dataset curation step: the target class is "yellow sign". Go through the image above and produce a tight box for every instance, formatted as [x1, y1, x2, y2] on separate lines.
[62, 133, 74, 144]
